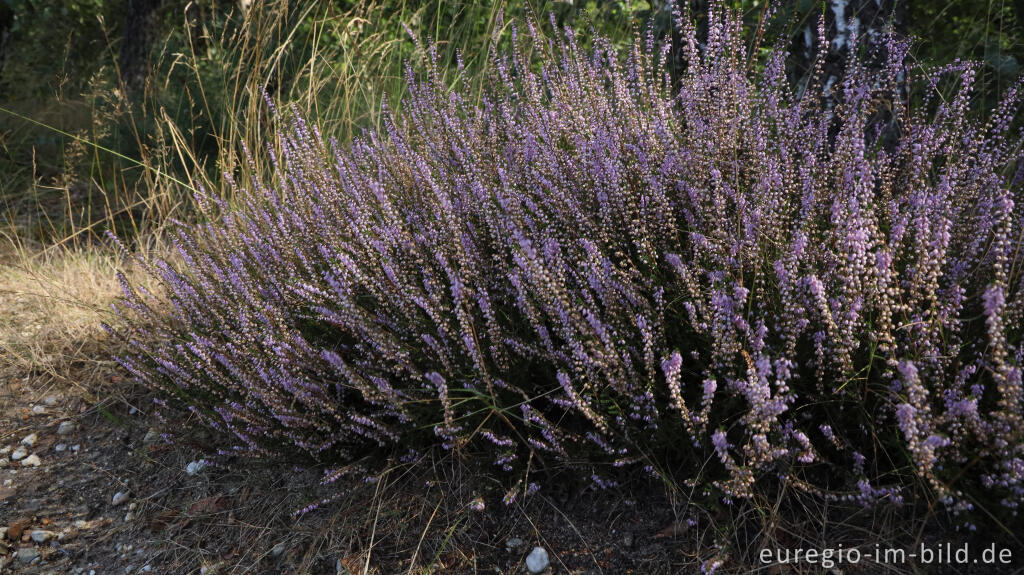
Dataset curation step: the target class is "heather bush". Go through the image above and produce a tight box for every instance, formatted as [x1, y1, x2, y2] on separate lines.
[110, 3, 1024, 518]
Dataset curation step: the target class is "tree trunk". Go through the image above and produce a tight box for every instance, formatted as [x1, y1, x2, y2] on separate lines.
[0, 2, 13, 78]
[120, 0, 164, 92]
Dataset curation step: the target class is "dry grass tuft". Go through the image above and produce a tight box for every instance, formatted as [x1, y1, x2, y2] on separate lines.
[0, 234, 168, 409]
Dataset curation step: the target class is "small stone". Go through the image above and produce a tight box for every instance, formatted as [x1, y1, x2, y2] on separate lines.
[0, 458, 8, 468]
[58, 421, 75, 435]
[30, 529, 55, 543]
[16, 547, 40, 564]
[505, 537, 525, 551]
[31, 405, 46, 415]
[185, 460, 210, 475]
[8, 520, 29, 540]
[0, 446, 10, 455]
[20, 454, 41, 467]
[199, 562, 224, 575]
[71, 444, 81, 452]
[112, 491, 131, 506]
[54, 444, 67, 452]
[271, 541, 287, 557]
[142, 430, 160, 445]
[21, 433, 37, 447]
[525, 547, 550, 574]
[44, 396, 58, 406]
[10, 446, 27, 461]
[124, 512, 134, 522]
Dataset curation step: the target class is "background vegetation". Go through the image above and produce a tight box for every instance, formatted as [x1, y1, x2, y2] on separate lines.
[2, 0, 1021, 249]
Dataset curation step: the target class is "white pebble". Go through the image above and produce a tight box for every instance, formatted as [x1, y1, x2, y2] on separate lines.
[21, 433, 38, 447]
[31, 405, 46, 415]
[20, 454, 41, 467]
[58, 421, 75, 435]
[10, 446, 27, 461]
[30, 530, 55, 543]
[44, 396, 58, 406]
[112, 491, 131, 506]
[525, 547, 550, 574]
[185, 460, 210, 475]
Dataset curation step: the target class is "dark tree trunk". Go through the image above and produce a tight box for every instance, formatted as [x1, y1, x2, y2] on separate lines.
[120, 0, 164, 92]
[0, 2, 13, 78]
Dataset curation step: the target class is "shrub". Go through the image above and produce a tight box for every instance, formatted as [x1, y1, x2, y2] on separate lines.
[110, 3, 1023, 517]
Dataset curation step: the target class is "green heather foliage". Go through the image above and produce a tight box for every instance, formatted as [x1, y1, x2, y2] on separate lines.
[109, 3, 1023, 521]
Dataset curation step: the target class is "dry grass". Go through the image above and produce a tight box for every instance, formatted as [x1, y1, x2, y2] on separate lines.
[0, 233, 169, 410]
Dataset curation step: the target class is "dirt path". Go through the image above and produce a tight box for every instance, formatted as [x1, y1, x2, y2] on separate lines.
[1, 378, 144, 573]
